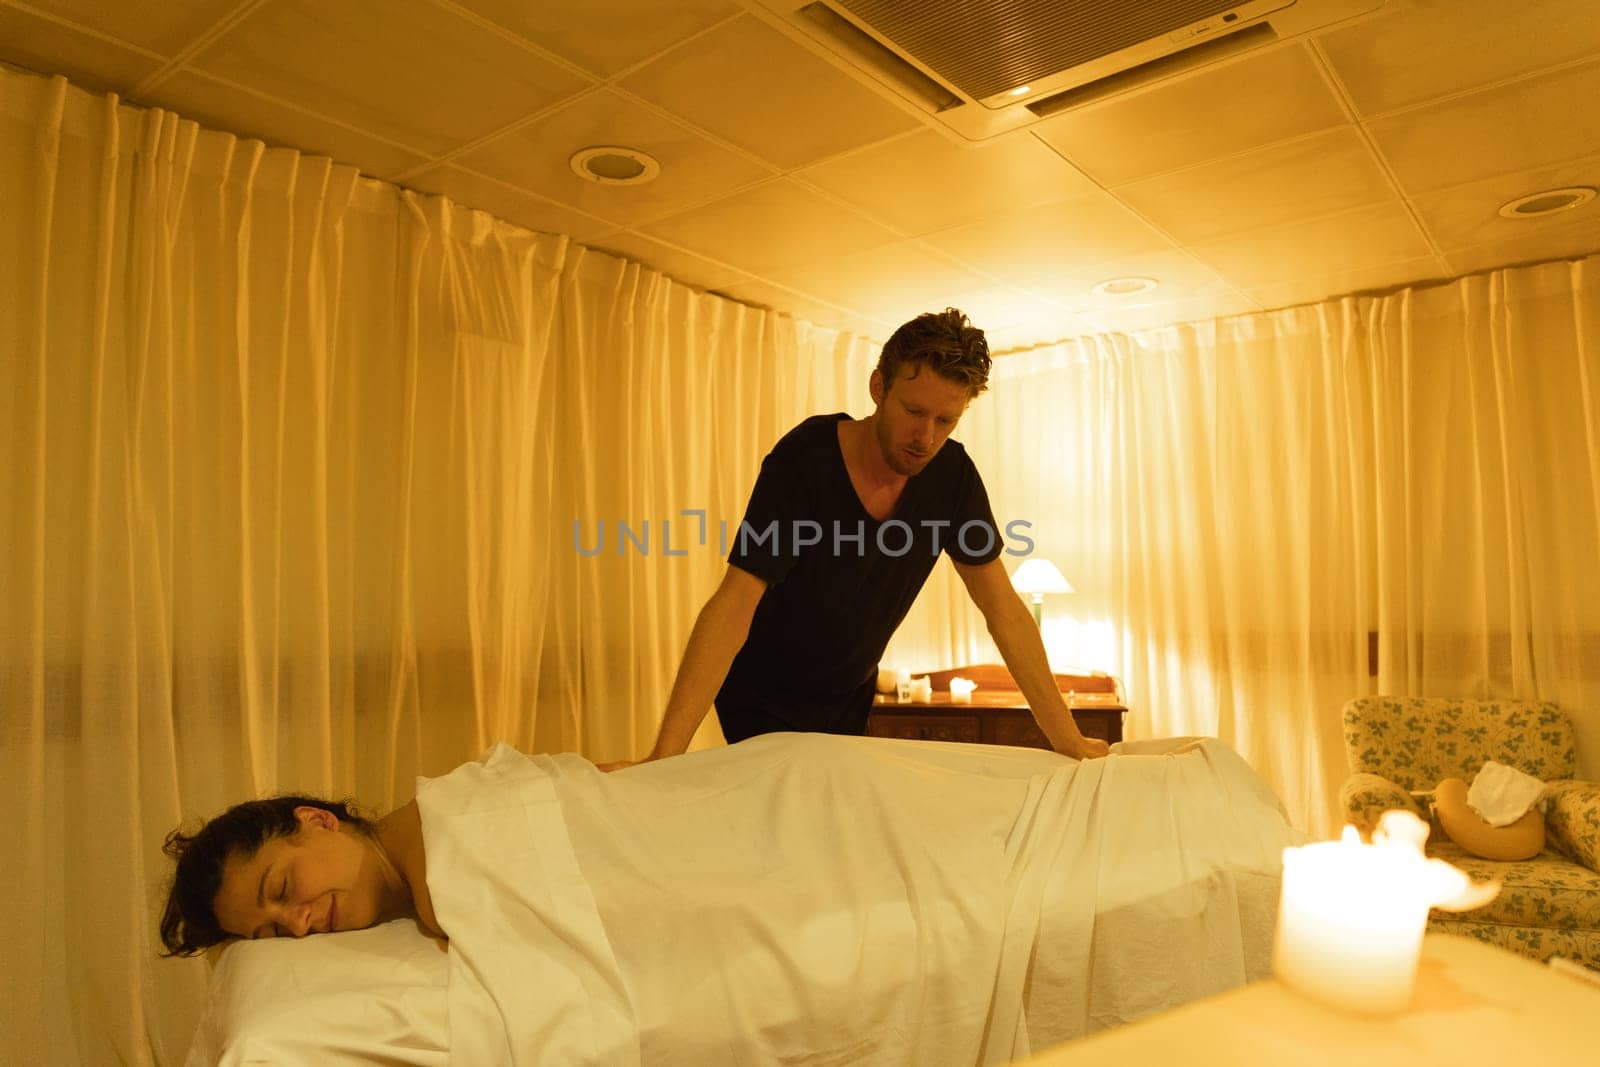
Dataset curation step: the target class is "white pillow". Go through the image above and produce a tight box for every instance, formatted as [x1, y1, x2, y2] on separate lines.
[184, 919, 450, 1066]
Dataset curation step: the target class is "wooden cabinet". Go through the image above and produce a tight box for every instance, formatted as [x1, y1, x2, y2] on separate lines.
[864, 665, 1126, 750]
[866, 692, 1125, 749]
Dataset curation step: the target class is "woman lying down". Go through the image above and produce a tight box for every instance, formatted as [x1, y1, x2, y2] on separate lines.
[162, 733, 1307, 1066]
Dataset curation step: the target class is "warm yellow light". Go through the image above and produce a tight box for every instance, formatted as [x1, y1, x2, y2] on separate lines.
[1010, 558, 1073, 596]
[1008, 85, 1031, 97]
[1273, 811, 1499, 1015]
[1013, 559, 1074, 629]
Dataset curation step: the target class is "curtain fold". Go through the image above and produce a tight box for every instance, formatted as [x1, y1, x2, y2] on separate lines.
[3, 67, 1598, 1065]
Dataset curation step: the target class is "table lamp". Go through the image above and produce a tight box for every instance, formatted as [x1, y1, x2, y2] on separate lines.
[1010, 558, 1073, 627]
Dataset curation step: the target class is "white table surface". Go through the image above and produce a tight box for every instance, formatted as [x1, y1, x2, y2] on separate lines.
[1022, 934, 1600, 1065]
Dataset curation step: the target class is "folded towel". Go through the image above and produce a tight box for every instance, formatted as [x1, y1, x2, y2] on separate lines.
[1466, 761, 1546, 827]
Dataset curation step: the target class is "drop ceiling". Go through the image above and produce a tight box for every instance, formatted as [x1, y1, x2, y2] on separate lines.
[3, 0, 1598, 350]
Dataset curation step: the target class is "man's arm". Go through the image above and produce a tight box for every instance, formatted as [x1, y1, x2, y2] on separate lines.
[952, 558, 1110, 760]
[600, 564, 769, 770]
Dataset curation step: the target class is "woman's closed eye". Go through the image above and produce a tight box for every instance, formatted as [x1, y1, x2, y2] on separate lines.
[252, 873, 292, 937]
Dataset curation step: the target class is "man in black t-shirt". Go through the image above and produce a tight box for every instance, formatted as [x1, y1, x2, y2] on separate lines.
[602, 309, 1110, 769]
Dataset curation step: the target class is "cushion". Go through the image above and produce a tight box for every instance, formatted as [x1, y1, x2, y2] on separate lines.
[1428, 917, 1600, 968]
[1547, 780, 1600, 873]
[184, 919, 449, 1066]
[1434, 777, 1544, 861]
[1426, 840, 1600, 934]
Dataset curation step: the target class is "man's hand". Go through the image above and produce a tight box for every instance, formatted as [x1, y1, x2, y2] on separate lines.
[1059, 735, 1111, 761]
[597, 751, 676, 772]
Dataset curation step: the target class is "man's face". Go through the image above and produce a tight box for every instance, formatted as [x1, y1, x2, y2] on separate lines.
[870, 364, 972, 476]
[212, 807, 383, 941]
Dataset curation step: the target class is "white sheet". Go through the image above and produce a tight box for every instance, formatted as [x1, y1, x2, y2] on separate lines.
[417, 734, 1306, 1065]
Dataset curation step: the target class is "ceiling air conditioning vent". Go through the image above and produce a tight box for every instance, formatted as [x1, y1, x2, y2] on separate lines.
[797, 2, 963, 112]
[1025, 20, 1279, 118]
[757, 0, 1386, 141]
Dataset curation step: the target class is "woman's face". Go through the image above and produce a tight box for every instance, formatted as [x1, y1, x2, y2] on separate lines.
[212, 806, 386, 941]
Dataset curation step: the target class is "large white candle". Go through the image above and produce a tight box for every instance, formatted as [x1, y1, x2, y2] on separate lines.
[948, 677, 976, 704]
[1274, 829, 1431, 1014]
[1274, 811, 1501, 1015]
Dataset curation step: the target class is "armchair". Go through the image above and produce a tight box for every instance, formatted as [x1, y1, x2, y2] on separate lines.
[1339, 696, 1600, 967]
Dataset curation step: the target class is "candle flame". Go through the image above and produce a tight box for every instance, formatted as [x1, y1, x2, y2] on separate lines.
[1302, 810, 1500, 912]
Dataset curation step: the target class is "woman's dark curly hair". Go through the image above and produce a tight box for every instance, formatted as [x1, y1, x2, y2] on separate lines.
[158, 795, 374, 957]
[877, 307, 992, 398]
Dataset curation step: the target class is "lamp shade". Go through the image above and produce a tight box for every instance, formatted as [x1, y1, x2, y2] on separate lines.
[1010, 558, 1073, 596]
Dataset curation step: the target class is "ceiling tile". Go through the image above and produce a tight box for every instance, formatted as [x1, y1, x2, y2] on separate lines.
[1317, 0, 1600, 116]
[1189, 201, 1436, 290]
[1085, 292, 1261, 335]
[137, 69, 428, 179]
[1443, 222, 1600, 278]
[638, 179, 899, 275]
[188, 0, 591, 156]
[1410, 154, 1600, 252]
[1367, 59, 1600, 195]
[405, 166, 617, 241]
[619, 13, 918, 170]
[1034, 43, 1348, 187]
[942, 288, 1078, 332]
[0, 4, 165, 93]
[1114, 125, 1395, 244]
[1243, 256, 1446, 312]
[923, 194, 1175, 290]
[985, 319, 1097, 353]
[589, 231, 753, 292]
[451, 0, 738, 77]
[797, 128, 1098, 237]
[766, 241, 994, 326]
[947, 288, 1094, 352]
[714, 278, 890, 339]
[1059, 249, 1244, 315]
[457, 88, 771, 226]
[17, 0, 244, 58]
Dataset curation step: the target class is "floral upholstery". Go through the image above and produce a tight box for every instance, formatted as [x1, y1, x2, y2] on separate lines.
[1339, 772, 1424, 833]
[1426, 840, 1600, 933]
[1342, 697, 1575, 791]
[1427, 918, 1600, 967]
[1339, 696, 1598, 968]
[1548, 780, 1600, 872]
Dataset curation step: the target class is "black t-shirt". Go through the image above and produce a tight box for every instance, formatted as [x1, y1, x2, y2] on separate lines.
[716, 413, 1003, 740]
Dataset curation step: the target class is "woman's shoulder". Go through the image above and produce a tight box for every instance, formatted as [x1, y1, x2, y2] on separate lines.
[378, 801, 445, 939]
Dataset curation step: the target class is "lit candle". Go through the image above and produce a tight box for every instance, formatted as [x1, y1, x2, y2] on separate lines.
[910, 677, 933, 704]
[895, 668, 912, 704]
[948, 677, 976, 703]
[1273, 813, 1499, 1015]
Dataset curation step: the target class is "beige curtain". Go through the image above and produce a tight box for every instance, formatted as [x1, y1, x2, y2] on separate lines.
[0, 70, 870, 1065]
[890, 258, 1600, 838]
[6, 65, 1599, 1065]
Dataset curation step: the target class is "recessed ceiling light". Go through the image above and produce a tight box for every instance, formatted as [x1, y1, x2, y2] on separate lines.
[569, 146, 661, 186]
[1008, 85, 1032, 97]
[1091, 276, 1159, 297]
[1497, 186, 1595, 219]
